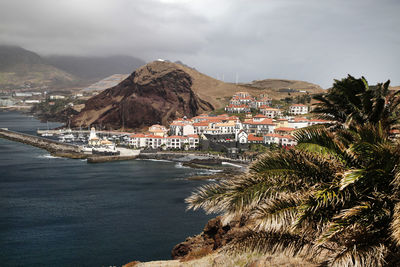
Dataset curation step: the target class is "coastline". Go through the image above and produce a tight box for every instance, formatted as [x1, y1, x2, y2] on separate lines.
[137, 151, 249, 180]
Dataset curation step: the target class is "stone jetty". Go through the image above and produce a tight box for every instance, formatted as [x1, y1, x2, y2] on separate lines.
[0, 128, 81, 155]
[0, 128, 140, 162]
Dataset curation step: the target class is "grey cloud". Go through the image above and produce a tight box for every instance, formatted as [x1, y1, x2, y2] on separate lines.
[0, 0, 399, 88]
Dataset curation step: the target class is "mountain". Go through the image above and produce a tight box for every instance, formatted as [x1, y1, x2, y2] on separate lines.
[71, 61, 214, 129]
[0, 45, 77, 89]
[45, 55, 146, 80]
[71, 61, 325, 129]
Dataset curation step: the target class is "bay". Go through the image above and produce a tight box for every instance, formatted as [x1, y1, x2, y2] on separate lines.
[0, 111, 212, 267]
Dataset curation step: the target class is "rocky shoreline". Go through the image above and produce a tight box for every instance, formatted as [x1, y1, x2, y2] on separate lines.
[137, 152, 248, 180]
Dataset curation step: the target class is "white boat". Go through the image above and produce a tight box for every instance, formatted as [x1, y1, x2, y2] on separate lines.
[63, 133, 75, 140]
[41, 132, 53, 137]
[81, 146, 93, 153]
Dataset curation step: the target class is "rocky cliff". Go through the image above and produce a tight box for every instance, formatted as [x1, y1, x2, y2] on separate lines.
[71, 61, 214, 129]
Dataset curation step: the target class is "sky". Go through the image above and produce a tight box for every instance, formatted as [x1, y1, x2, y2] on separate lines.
[0, 0, 399, 88]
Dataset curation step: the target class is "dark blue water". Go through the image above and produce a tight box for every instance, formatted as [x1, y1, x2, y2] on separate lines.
[0, 111, 212, 267]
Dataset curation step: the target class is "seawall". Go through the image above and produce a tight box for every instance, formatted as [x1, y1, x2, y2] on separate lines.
[0, 128, 81, 154]
[0, 128, 139, 162]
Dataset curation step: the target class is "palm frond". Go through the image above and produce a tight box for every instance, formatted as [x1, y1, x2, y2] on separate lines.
[251, 192, 307, 232]
[326, 243, 388, 267]
[226, 230, 319, 259]
[390, 203, 400, 246]
[339, 169, 365, 190]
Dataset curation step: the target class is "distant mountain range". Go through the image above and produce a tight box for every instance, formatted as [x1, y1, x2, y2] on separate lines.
[0, 45, 76, 89]
[0, 45, 146, 89]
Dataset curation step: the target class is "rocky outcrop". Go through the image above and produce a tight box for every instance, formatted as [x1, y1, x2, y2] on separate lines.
[171, 216, 245, 260]
[71, 61, 214, 129]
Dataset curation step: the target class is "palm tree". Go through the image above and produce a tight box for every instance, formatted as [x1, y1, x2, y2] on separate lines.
[313, 75, 400, 132]
[186, 124, 400, 266]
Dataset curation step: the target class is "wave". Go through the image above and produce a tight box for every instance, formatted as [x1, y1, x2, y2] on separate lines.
[175, 162, 190, 168]
[137, 159, 173, 163]
[38, 154, 63, 159]
[222, 162, 243, 168]
[207, 169, 223, 173]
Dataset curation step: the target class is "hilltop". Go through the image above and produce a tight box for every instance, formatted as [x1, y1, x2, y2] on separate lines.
[241, 78, 324, 99]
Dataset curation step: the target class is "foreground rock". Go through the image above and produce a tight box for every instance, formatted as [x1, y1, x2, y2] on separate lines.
[171, 216, 244, 260]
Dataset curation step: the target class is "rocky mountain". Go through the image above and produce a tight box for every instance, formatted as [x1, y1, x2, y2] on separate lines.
[0, 45, 77, 89]
[45, 55, 146, 80]
[71, 61, 326, 129]
[71, 61, 214, 129]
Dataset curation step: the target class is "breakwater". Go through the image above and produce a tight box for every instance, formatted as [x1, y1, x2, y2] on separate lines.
[0, 128, 139, 162]
[0, 128, 80, 154]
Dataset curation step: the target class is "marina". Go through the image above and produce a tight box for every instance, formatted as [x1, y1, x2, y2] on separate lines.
[0, 127, 139, 162]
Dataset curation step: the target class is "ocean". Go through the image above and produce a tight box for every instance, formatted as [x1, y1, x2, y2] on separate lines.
[0, 111, 213, 267]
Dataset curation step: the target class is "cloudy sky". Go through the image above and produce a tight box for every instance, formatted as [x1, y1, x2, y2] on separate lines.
[1, 0, 399, 88]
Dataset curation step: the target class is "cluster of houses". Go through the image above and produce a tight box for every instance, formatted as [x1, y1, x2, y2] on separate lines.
[127, 112, 328, 150]
[224, 91, 309, 116]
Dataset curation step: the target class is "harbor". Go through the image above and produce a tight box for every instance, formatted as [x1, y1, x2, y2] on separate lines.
[0, 127, 140, 163]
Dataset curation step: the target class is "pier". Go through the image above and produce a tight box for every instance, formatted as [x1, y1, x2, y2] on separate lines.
[0, 128, 81, 154]
[0, 128, 139, 162]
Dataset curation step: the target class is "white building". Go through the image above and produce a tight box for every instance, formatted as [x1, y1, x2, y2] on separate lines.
[289, 104, 308, 115]
[260, 106, 282, 118]
[253, 97, 272, 109]
[193, 122, 210, 135]
[225, 104, 251, 113]
[237, 130, 248, 143]
[49, 95, 66, 100]
[24, 100, 41, 104]
[288, 117, 309, 129]
[243, 117, 276, 134]
[263, 134, 297, 147]
[182, 124, 195, 136]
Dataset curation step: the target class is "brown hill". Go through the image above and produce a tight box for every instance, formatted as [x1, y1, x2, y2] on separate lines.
[241, 79, 324, 99]
[163, 64, 324, 108]
[71, 61, 325, 129]
[71, 61, 214, 129]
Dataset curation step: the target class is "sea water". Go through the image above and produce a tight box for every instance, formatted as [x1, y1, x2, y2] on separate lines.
[0, 111, 213, 267]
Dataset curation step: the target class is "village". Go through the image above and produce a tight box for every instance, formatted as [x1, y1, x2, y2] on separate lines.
[121, 91, 328, 156]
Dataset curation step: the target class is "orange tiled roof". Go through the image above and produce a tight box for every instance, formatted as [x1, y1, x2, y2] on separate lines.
[129, 134, 147, 138]
[193, 122, 209, 126]
[275, 127, 295, 132]
[248, 134, 263, 142]
[245, 118, 275, 125]
[253, 114, 267, 118]
[291, 104, 307, 107]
